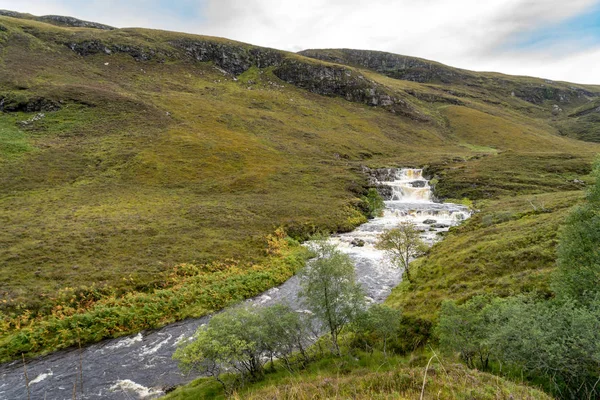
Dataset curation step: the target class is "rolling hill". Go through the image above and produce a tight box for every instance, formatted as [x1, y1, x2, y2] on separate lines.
[0, 10, 599, 368]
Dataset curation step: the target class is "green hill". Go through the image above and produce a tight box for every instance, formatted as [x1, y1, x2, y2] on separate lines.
[0, 11, 599, 368]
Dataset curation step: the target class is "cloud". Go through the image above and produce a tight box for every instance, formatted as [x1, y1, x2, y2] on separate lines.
[1, 0, 600, 83]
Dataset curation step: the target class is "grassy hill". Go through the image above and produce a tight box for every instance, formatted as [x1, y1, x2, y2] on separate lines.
[0, 11, 599, 366]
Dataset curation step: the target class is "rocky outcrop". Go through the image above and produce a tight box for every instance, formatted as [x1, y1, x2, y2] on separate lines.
[0, 10, 115, 30]
[510, 83, 595, 105]
[66, 40, 166, 61]
[299, 49, 472, 84]
[0, 94, 61, 112]
[274, 60, 429, 121]
[38, 15, 115, 30]
[362, 167, 398, 200]
[169, 39, 284, 75]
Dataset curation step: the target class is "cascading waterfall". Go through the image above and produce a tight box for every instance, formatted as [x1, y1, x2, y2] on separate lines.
[0, 168, 470, 400]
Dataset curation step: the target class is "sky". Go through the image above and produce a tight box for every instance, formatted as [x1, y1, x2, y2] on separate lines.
[2, 0, 600, 84]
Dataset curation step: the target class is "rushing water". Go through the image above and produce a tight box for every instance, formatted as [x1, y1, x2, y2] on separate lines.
[0, 169, 470, 400]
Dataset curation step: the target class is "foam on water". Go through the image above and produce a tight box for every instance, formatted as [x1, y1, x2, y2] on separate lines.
[329, 168, 471, 300]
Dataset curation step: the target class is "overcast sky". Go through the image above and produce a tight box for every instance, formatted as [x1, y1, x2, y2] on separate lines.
[2, 0, 600, 84]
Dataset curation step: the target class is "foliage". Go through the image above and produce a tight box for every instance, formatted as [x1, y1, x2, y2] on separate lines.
[376, 222, 427, 282]
[0, 242, 310, 362]
[298, 238, 365, 355]
[351, 304, 402, 356]
[362, 188, 385, 219]
[437, 296, 494, 370]
[438, 295, 600, 399]
[173, 303, 318, 394]
[258, 304, 317, 371]
[552, 159, 600, 305]
[173, 306, 268, 392]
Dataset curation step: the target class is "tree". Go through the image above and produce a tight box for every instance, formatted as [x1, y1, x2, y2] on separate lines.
[173, 306, 266, 393]
[351, 304, 402, 356]
[363, 188, 385, 219]
[553, 159, 600, 305]
[298, 238, 365, 355]
[437, 296, 496, 370]
[259, 304, 316, 371]
[375, 222, 427, 282]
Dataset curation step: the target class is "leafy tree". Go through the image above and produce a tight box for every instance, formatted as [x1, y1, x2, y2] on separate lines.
[260, 304, 316, 371]
[488, 296, 600, 399]
[173, 304, 313, 392]
[351, 304, 402, 356]
[553, 159, 600, 305]
[173, 306, 266, 393]
[437, 296, 496, 370]
[375, 222, 427, 282]
[363, 188, 385, 219]
[298, 238, 365, 355]
[438, 295, 600, 398]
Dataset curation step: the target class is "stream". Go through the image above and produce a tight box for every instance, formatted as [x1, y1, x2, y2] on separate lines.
[0, 168, 470, 400]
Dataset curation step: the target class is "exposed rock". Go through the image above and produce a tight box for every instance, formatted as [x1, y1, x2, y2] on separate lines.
[568, 104, 600, 118]
[273, 60, 429, 121]
[169, 39, 284, 75]
[67, 40, 162, 61]
[423, 219, 437, 224]
[375, 185, 394, 200]
[0, 10, 115, 30]
[299, 48, 469, 84]
[511, 83, 594, 105]
[0, 24, 7, 32]
[362, 167, 399, 183]
[18, 112, 46, 126]
[410, 180, 427, 188]
[351, 238, 365, 247]
[552, 104, 563, 115]
[431, 223, 450, 229]
[0, 94, 61, 112]
[38, 15, 115, 30]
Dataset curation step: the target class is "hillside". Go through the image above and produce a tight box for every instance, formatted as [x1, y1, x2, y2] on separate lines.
[0, 10, 599, 370]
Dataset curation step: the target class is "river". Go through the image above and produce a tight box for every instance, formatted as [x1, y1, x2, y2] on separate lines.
[0, 168, 470, 399]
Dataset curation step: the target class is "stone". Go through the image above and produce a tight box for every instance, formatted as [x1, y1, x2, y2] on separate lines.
[423, 219, 437, 224]
[351, 238, 365, 247]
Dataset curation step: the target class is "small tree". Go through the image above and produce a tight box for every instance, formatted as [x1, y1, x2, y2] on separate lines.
[437, 296, 497, 370]
[363, 188, 385, 219]
[352, 304, 402, 356]
[173, 306, 268, 393]
[173, 304, 318, 393]
[299, 238, 365, 355]
[260, 304, 316, 371]
[376, 222, 427, 282]
[553, 159, 600, 305]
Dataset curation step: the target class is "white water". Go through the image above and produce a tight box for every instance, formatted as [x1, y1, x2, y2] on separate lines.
[0, 168, 470, 400]
[329, 168, 471, 301]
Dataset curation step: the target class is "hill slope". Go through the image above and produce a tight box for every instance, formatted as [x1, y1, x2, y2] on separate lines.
[0, 12, 599, 361]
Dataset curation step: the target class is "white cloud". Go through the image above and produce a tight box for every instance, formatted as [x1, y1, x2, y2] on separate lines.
[1, 0, 600, 84]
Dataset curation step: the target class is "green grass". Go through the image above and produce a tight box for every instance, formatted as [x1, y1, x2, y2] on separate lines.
[385, 190, 586, 323]
[164, 350, 551, 400]
[0, 116, 36, 159]
[0, 15, 599, 360]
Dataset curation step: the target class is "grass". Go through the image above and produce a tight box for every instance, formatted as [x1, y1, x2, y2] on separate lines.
[164, 350, 551, 400]
[385, 190, 586, 323]
[0, 235, 310, 362]
[0, 15, 599, 361]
